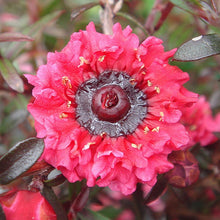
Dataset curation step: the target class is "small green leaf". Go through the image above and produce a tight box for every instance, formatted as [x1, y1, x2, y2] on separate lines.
[0, 138, 44, 185]
[0, 32, 33, 42]
[71, 2, 99, 21]
[144, 176, 168, 204]
[0, 57, 24, 93]
[173, 34, 220, 61]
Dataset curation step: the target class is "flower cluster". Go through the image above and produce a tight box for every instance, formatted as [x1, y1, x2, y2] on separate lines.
[26, 22, 198, 195]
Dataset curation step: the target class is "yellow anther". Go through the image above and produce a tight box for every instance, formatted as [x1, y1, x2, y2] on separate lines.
[59, 113, 68, 119]
[140, 64, 145, 69]
[136, 54, 141, 62]
[147, 80, 152, 86]
[83, 142, 95, 150]
[67, 101, 72, 108]
[154, 86, 160, 94]
[131, 143, 142, 150]
[62, 76, 72, 89]
[100, 132, 107, 138]
[130, 78, 136, 85]
[144, 126, 149, 134]
[78, 56, 89, 67]
[159, 112, 164, 121]
[141, 71, 146, 75]
[98, 55, 105, 62]
[152, 126, 160, 132]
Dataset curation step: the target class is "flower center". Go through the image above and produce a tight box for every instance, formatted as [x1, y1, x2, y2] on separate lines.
[75, 70, 147, 137]
[92, 85, 130, 122]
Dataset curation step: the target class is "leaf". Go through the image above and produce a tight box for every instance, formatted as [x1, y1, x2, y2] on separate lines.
[0, 32, 33, 42]
[4, 10, 64, 59]
[0, 138, 44, 185]
[71, 2, 99, 20]
[0, 57, 24, 93]
[173, 34, 220, 61]
[144, 175, 168, 204]
[41, 185, 68, 220]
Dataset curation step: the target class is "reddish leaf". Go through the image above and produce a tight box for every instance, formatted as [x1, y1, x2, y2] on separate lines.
[0, 32, 33, 42]
[0, 57, 24, 93]
[0, 138, 44, 185]
[144, 176, 168, 204]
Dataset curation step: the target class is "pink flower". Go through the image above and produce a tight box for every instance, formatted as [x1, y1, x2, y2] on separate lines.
[181, 96, 220, 147]
[0, 191, 56, 220]
[26, 22, 198, 195]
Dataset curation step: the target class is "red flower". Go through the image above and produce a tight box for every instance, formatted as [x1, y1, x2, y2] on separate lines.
[0, 191, 56, 220]
[181, 96, 220, 147]
[26, 22, 198, 195]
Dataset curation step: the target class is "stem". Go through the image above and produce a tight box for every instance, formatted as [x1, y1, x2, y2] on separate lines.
[0, 204, 6, 220]
[41, 185, 68, 220]
[100, 0, 114, 35]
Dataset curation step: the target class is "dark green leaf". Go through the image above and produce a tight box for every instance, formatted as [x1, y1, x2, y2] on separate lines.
[0, 204, 6, 220]
[0, 138, 44, 185]
[0, 57, 24, 93]
[71, 2, 99, 21]
[144, 176, 168, 204]
[173, 34, 220, 61]
[41, 185, 68, 220]
[0, 32, 33, 42]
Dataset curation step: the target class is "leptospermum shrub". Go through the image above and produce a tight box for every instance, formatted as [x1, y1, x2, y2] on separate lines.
[0, 1, 220, 220]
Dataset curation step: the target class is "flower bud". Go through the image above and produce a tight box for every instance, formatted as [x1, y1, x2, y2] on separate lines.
[0, 190, 56, 220]
[165, 151, 200, 188]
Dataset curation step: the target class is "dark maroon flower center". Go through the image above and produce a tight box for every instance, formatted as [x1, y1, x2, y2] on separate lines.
[75, 70, 147, 137]
[92, 85, 130, 123]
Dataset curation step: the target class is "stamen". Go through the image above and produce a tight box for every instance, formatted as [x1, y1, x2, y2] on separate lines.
[147, 80, 152, 86]
[78, 56, 89, 67]
[155, 86, 160, 94]
[59, 113, 68, 119]
[144, 126, 149, 134]
[152, 126, 160, 132]
[62, 76, 72, 89]
[98, 55, 105, 62]
[131, 143, 142, 150]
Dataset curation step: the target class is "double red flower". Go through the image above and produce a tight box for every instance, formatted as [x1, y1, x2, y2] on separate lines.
[26, 22, 199, 195]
